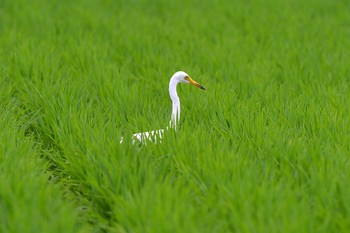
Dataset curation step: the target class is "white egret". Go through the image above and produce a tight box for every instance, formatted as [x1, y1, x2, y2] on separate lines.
[120, 71, 205, 144]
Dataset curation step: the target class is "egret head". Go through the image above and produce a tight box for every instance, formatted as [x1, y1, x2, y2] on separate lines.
[172, 71, 206, 90]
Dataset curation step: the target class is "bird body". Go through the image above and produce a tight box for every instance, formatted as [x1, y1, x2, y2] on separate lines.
[120, 71, 205, 145]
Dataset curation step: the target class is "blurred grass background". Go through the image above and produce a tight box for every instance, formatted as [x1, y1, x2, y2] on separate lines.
[0, 0, 350, 232]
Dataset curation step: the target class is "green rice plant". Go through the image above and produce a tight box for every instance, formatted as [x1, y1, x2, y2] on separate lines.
[1, 0, 350, 232]
[0, 95, 89, 232]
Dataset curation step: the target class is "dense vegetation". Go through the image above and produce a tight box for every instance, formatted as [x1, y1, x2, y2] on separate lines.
[1, 0, 349, 232]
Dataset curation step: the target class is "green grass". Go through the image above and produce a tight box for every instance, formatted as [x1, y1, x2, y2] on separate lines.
[1, 0, 350, 232]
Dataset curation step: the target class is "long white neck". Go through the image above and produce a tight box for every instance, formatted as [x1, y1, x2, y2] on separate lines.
[169, 77, 180, 130]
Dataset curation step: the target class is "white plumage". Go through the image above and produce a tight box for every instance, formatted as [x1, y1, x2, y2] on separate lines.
[120, 71, 205, 145]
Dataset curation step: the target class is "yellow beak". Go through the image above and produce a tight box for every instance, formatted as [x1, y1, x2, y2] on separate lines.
[185, 77, 206, 90]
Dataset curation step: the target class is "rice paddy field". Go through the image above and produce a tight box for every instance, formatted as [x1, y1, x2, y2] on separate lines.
[1, 0, 350, 232]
